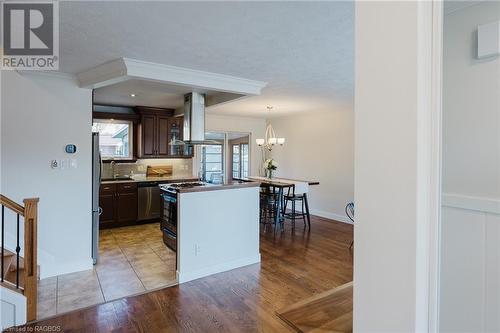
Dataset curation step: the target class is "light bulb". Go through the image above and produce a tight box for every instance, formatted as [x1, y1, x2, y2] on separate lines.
[268, 137, 277, 145]
[277, 138, 285, 145]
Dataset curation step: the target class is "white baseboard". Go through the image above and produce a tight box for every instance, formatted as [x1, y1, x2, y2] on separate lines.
[41, 258, 94, 279]
[177, 254, 261, 284]
[310, 209, 352, 224]
[442, 193, 500, 215]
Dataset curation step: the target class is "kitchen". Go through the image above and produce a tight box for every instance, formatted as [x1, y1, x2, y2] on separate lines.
[87, 73, 263, 312]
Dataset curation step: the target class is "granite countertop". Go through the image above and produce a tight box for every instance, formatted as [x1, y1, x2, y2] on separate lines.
[177, 180, 260, 193]
[101, 175, 199, 184]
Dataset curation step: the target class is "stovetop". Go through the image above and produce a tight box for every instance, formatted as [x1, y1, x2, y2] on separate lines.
[159, 182, 207, 193]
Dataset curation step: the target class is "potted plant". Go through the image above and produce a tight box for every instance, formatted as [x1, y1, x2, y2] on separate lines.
[263, 158, 278, 179]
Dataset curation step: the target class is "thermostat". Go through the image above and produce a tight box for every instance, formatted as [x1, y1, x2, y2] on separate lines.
[65, 144, 77, 154]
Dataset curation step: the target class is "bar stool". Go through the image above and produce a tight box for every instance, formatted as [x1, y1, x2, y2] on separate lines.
[283, 185, 311, 230]
[259, 190, 281, 232]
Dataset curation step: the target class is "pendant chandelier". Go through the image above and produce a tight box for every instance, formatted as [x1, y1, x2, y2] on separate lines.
[256, 106, 285, 151]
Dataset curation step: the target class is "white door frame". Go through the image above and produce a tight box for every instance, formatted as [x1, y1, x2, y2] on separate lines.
[427, 1, 443, 331]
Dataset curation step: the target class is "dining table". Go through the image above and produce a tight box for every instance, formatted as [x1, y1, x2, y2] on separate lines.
[248, 176, 320, 231]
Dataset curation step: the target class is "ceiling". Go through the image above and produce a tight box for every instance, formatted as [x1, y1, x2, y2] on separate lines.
[61, 1, 354, 117]
[93, 78, 243, 110]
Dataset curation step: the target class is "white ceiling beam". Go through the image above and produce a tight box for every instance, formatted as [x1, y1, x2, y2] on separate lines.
[77, 57, 267, 96]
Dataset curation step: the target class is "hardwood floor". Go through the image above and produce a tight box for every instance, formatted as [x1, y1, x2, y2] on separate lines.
[20, 215, 353, 332]
[277, 282, 353, 332]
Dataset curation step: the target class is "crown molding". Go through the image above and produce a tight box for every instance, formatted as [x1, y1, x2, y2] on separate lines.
[76, 57, 267, 96]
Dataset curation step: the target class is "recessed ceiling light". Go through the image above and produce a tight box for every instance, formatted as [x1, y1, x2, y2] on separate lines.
[129, 93, 136, 97]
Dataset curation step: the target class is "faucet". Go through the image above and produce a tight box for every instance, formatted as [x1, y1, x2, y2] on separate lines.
[110, 161, 116, 178]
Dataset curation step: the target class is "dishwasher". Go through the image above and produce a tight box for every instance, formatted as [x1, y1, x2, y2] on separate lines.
[137, 182, 162, 221]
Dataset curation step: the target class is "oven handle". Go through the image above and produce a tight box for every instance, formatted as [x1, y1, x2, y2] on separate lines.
[163, 228, 177, 239]
[161, 193, 177, 203]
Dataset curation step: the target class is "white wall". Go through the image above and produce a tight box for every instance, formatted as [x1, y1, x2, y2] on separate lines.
[440, 2, 500, 332]
[177, 186, 260, 283]
[1, 71, 93, 278]
[0, 287, 26, 329]
[443, 1, 500, 199]
[354, 1, 435, 331]
[205, 114, 266, 177]
[269, 110, 354, 222]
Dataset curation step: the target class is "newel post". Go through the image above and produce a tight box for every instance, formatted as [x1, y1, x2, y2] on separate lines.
[23, 198, 39, 322]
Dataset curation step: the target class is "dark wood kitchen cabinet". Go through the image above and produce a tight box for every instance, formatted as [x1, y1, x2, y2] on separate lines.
[99, 184, 116, 226]
[167, 116, 185, 157]
[136, 107, 192, 158]
[99, 182, 137, 228]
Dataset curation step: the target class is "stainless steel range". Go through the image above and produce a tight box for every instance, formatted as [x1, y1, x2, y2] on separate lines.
[159, 182, 206, 251]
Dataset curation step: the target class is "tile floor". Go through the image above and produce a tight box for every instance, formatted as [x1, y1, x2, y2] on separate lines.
[37, 222, 177, 319]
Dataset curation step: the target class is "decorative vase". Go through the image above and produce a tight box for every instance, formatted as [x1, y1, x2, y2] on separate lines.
[266, 169, 273, 180]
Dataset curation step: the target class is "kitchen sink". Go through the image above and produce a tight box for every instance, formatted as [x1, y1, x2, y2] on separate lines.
[102, 176, 133, 181]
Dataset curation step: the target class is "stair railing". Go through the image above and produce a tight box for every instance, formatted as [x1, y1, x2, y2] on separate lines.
[0, 194, 39, 322]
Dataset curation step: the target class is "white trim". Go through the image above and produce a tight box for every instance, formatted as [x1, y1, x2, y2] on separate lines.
[442, 193, 500, 215]
[177, 254, 261, 284]
[428, 1, 443, 331]
[77, 57, 268, 96]
[310, 209, 351, 224]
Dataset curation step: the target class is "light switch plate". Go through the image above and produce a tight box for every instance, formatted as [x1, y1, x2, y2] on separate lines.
[51, 160, 60, 169]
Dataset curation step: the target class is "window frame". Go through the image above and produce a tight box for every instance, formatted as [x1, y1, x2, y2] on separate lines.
[231, 142, 249, 180]
[201, 144, 224, 183]
[92, 117, 138, 163]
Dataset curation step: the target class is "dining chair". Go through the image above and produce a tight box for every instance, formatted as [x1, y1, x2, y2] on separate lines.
[345, 202, 354, 249]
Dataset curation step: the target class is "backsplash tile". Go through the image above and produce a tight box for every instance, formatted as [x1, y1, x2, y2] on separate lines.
[102, 159, 193, 178]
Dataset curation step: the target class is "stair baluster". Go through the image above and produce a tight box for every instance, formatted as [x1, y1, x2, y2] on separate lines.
[16, 213, 20, 288]
[1, 205, 4, 283]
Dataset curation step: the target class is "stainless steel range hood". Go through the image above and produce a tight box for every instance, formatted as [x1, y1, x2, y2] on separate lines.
[172, 92, 218, 146]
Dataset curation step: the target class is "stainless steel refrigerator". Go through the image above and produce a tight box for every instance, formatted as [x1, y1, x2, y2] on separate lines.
[92, 132, 102, 264]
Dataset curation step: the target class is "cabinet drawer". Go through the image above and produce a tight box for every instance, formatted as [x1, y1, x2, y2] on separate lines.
[117, 182, 137, 193]
[100, 183, 116, 194]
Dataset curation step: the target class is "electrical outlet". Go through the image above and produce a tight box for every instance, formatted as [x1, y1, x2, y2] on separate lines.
[195, 244, 201, 256]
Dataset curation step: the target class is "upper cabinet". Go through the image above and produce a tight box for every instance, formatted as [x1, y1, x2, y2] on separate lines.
[136, 107, 192, 158]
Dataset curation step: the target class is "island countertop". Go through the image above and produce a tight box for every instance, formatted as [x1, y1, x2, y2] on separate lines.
[177, 180, 260, 193]
[101, 175, 199, 184]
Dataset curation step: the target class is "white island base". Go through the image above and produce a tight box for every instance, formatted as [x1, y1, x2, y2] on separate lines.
[176, 184, 260, 283]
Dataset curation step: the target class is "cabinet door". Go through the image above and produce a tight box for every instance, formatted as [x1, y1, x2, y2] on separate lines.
[167, 117, 185, 156]
[99, 193, 115, 226]
[116, 192, 138, 223]
[157, 116, 170, 156]
[141, 115, 157, 156]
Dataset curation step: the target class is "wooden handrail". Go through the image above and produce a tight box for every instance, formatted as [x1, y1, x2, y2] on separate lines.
[0, 195, 25, 216]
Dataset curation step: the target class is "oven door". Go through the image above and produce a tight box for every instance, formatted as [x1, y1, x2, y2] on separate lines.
[161, 192, 177, 235]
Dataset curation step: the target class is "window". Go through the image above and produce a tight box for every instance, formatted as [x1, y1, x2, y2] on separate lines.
[241, 143, 249, 178]
[92, 119, 133, 160]
[201, 144, 223, 183]
[232, 143, 249, 179]
[232, 144, 240, 179]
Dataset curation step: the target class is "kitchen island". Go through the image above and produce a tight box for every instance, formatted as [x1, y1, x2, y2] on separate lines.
[164, 180, 261, 283]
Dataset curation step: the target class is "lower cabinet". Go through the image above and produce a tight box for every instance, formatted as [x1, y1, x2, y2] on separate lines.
[99, 182, 138, 228]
